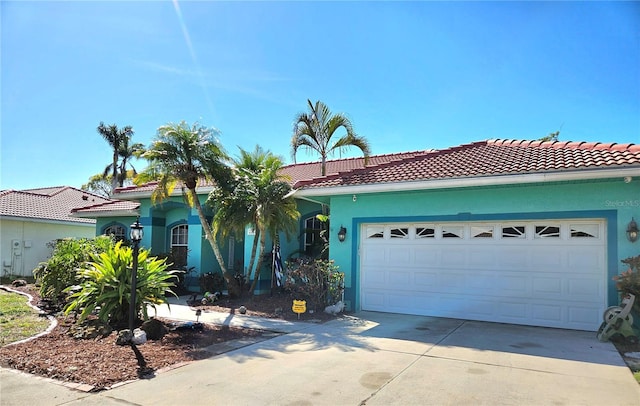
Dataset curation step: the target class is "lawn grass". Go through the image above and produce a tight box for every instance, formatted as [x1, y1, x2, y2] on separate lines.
[0, 290, 50, 346]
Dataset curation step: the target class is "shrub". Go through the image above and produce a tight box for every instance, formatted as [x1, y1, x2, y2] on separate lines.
[284, 259, 344, 310]
[614, 254, 640, 297]
[33, 236, 114, 306]
[200, 272, 226, 293]
[64, 241, 180, 327]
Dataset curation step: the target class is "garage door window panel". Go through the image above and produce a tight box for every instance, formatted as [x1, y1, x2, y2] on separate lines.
[502, 226, 526, 239]
[472, 225, 494, 238]
[442, 225, 463, 238]
[416, 226, 435, 239]
[390, 227, 409, 239]
[366, 226, 384, 239]
[570, 224, 599, 238]
[535, 225, 560, 239]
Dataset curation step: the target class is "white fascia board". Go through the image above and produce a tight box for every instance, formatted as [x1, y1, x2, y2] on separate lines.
[0, 216, 96, 227]
[70, 210, 140, 219]
[115, 186, 215, 201]
[294, 167, 640, 198]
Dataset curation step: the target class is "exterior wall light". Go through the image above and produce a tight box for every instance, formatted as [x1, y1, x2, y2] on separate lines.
[129, 217, 144, 338]
[338, 226, 347, 243]
[627, 218, 638, 243]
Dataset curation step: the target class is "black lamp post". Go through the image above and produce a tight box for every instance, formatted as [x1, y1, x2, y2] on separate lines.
[128, 217, 144, 335]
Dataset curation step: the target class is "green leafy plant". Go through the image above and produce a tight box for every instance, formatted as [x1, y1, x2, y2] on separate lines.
[200, 272, 226, 293]
[64, 241, 179, 326]
[284, 258, 344, 310]
[33, 236, 114, 306]
[613, 255, 640, 297]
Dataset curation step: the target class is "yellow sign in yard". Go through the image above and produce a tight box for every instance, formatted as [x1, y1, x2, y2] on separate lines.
[292, 300, 306, 319]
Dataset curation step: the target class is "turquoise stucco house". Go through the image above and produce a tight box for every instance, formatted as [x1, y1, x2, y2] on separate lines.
[74, 139, 640, 331]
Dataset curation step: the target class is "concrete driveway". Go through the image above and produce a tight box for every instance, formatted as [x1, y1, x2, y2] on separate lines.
[2, 312, 639, 405]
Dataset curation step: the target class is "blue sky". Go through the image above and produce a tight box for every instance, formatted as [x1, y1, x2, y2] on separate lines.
[2, 1, 639, 191]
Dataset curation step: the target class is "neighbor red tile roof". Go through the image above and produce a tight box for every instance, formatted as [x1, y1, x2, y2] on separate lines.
[293, 139, 640, 189]
[0, 186, 114, 224]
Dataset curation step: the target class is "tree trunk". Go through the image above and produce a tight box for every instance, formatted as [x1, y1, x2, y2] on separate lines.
[245, 225, 260, 291]
[189, 188, 241, 298]
[249, 226, 267, 294]
[111, 151, 119, 194]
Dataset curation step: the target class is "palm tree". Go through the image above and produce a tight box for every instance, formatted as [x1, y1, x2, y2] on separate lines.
[97, 122, 134, 193]
[291, 99, 371, 176]
[210, 146, 299, 294]
[82, 172, 135, 198]
[116, 136, 145, 188]
[140, 121, 241, 297]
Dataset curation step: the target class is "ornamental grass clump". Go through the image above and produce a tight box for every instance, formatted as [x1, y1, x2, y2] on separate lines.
[64, 241, 180, 327]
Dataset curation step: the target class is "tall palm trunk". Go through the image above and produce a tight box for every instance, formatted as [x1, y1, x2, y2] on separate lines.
[245, 225, 260, 291]
[189, 188, 241, 297]
[249, 225, 268, 294]
[111, 150, 119, 193]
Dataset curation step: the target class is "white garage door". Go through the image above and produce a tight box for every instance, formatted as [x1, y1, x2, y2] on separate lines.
[360, 220, 606, 331]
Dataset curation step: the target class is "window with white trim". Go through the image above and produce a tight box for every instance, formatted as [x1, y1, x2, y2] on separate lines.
[171, 224, 188, 268]
[104, 224, 126, 241]
[304, 216, 324, 256]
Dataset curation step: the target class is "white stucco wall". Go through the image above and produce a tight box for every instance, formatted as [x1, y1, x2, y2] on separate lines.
[0, 218, 96, 277]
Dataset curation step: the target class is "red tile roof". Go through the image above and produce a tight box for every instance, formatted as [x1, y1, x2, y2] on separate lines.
[0, 186, 114, 224]
[71, 200, 140, 216]
[293, 139, 640, 189]
[110, 139, 640, 197]
[114, 181, 161, 194]
[279, 150, 425, 185]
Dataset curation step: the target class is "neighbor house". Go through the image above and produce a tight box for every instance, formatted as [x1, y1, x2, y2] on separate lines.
[76, 139, 640, 331]
[0, 186, 116, 277]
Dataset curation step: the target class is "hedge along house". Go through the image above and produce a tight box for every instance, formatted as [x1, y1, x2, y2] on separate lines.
[288, 139, 640, 331]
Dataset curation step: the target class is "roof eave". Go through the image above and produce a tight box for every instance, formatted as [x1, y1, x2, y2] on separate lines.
[70, 209, 140, 219]
[115, 186, 216, 200]
[293, 167, 640, 197]
[0, 215, 96, 226]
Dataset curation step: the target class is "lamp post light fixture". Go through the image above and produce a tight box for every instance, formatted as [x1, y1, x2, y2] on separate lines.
[128, 217, 144, 336]
[338, 226, 347, 243]
[627, 218, 638, 243]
